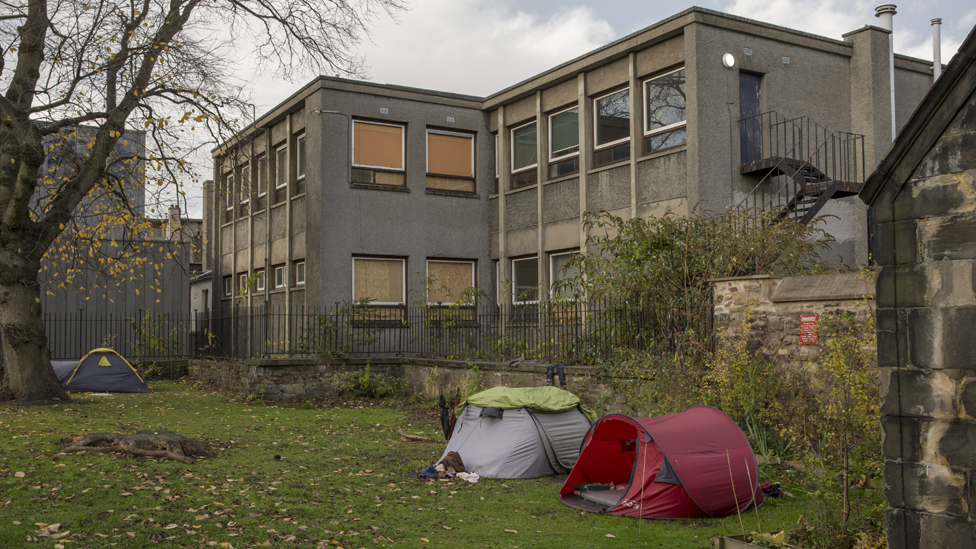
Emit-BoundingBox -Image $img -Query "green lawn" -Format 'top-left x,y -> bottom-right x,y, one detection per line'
0,381 -> 809,548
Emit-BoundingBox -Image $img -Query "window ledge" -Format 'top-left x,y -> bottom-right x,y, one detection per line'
505,184 -> 537,196
638,144 -> 687,162
270,202 -> 286,211
425,188 -> 480,199
587,159 -> 630,175
543,173 -> 581,186
291,193 -> 306,200
351,182 -> 410,193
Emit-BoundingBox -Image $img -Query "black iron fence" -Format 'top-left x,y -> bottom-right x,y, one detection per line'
198,299 -> 712,364
19,300 -> 711,364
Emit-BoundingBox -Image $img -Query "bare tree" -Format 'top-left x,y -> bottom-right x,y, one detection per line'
0,0 -> 403,401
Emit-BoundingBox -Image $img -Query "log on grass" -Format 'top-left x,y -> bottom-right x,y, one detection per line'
62,431 -> 214,463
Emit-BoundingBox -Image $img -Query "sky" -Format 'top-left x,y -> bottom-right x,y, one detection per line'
177,0 -> 976,217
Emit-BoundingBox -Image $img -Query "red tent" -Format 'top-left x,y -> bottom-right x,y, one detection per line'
560,406 -> 763,518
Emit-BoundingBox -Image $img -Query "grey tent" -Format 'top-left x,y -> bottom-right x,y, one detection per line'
438,386 -> 596,479
53,348 -> 149,393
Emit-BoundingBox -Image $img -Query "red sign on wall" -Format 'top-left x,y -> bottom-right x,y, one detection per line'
800,314 -> 818,345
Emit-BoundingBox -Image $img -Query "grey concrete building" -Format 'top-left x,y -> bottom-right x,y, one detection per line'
210,78 -> 492,329
860,23 -> 976,549
209,7 -> 941,326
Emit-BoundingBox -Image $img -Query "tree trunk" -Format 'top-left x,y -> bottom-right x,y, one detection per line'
0,245 -> 69,402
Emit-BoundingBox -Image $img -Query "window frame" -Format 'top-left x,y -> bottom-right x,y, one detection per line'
257,155 -> 268,198
642,66 -> 687,149
238,273 -> 248,294
296,134 -> 306,180
352,257 -> 406,306
274,265 -> 285,289
425,129 -> 475,193
425,259 -> 476,305
275,145 -> 288,190
549,250 -> 580,297
592,87 -> 632,150
255,269 -> 265,292
509,120 -> 538,175
240,165 -> 250,204
223,276 -> 232,297
225,173 -> 234,211
511,256 -> 540,306
351,120 -> 406,171
295,261 -> 306,286
548,105 -> 580,162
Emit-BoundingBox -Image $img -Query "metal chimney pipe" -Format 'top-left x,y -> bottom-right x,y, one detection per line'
876,4 -> 897,141
932,18 -> 942,82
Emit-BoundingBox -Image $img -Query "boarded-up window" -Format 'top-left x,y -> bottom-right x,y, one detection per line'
353,258 -> 404,304
427,131 -> 474,192
427,261 -> 475,303
353,122 -> 404,170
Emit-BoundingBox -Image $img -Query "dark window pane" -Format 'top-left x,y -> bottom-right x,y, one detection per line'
512,123 -> 537,171
548,156 -> 579,179
511,170 -> 537,189
594,142 -> 630,167
513,258 -> 538,303
550,108 -> 579,159
595,90 -> 630,147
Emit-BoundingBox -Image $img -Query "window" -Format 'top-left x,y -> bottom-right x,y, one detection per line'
295,261 -> 306,286
256,154 -> 267,210
548,106 -> 579,178
510,121 -> 537,188
427,260 -> 475,304
426,130 -> 475,193
550,251 -> 580,297
352,121 -> 405,186
240,165 -> 250,204
274,265 -> 285,289
594,88 -> 631,167
255,269 -> 265,292
296,135 -> 306,195
353,257 -> 405,305
224,174 -> 234,211
493,133 -> 499,194
223,276 -> 232,297
644,67 -> 687,153
275,145 -> 287,204
512,257 -> 539,304
239,273 -> 248,294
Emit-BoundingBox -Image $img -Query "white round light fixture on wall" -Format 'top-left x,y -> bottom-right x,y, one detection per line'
722,53 -> 735,68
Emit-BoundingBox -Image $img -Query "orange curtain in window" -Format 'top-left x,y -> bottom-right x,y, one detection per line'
354,122 -> 403,170
428,261 -> 474,303
354,259 -> 403,303
427,133 -> 473,177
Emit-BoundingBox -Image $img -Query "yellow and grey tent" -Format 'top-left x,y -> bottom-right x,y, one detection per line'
53,348 -> 149,393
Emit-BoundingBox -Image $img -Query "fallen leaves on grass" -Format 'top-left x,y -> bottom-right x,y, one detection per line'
505,529 -> 517,534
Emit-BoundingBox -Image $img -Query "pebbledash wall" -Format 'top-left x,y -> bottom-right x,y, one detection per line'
711,272 -> 875,369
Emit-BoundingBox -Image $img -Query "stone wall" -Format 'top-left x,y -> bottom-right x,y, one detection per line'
187,357 -> 609,406
712,273 -> 875,368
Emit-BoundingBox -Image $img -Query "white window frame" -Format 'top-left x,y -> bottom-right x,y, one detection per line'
548,106 -> 580,162
511,256 -> 539,306
351,120 -> 406,171
642,67 -> 687,138
274,265 -> 285,289
275,145 -> 288,190
225,174 -> 234,211
494,133 -> 499,182
352,257 -> 406,306
296,134 -> 306,181
510,120 -> 538,175
296,261 -> 306,286
425,259 -> 476,305
593,88 -> 631,150
549,251 -> 580,297
257,155 -> 268,198
239,273 -> 248,294
255,269 -> 265,291
223,276 -> 232,297
240,165 -> 250,204
425,129 -> 474,177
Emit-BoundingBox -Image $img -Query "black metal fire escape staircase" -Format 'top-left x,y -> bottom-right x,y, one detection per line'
738,112 -> 866,224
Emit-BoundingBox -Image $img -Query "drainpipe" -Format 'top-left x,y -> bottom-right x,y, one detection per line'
932,18 -> 943,82
875,4 -> 897,141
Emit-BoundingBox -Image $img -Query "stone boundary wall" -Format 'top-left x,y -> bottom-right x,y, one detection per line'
187,357 -> 611,407
712,273 -> 875,368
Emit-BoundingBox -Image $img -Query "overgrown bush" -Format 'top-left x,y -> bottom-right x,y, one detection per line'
334,365 -> 404,398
